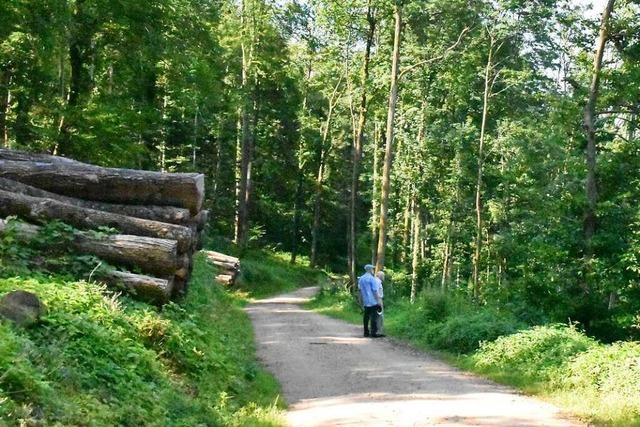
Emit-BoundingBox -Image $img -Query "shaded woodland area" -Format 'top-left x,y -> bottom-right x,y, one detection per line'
1,0 -> 639,340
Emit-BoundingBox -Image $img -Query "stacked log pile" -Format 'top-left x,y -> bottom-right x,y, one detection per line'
204,251 -> 240,285
0,149 -> 209,304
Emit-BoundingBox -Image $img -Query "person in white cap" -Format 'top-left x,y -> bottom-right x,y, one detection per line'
357,264 -> 384,337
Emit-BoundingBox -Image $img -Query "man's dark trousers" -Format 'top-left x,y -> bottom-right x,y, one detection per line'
363,305 -> 379,336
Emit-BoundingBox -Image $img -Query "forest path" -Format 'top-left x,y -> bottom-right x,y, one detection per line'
246,287 -> 582,427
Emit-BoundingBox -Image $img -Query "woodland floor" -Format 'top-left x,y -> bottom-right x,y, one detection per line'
246,287 -> 584,427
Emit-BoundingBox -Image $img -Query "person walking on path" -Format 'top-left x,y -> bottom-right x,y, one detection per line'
358,264 -> 383,337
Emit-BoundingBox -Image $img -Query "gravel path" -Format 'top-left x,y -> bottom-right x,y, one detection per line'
246,287 -> 583,427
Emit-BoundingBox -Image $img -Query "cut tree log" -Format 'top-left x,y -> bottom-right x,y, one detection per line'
204,250 -> 240,266
208,259 -> 238,270
100,271 -> 173,305
203,251 -> 240,285
0,178 -> 192,224
0,189 -> 194,252
0,148 -> 88,166
215,274 -> 236,286
0,218 -> 179,277
75,234 -> 179,277
0,159 -> 205,214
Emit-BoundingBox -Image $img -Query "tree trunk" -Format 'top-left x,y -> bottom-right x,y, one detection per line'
100,270 -> 174,305
401,194 -> 411,264
441,232 -> 451,290
234,108 -> 242,243
0,177 -> 192,225
76,234 -> 179,277
375,4 -> 402,273
0,189 -> 194,253
583,0 -> 615,288
310,145 -> 327,268
370,121 -> 381,264
410,199 -> 420,303
0,159 -> 205,214
291,167 -> 304,264
0,218 -> 179,277
0,219 -> 174,304
348,0 -> 376,284
0,70 -> 9,148
192,106 -> 199,167
310,77 -> 343,267
472,35 -> 495,298
0,148 -> 89,165
236,0 -> 255,247
204,251 -> 241,285
68,0 -> 93,109
291,62 -> 313,264
204,250 -> 240,265
60,0 -> 95,155
13,92 -> 31,146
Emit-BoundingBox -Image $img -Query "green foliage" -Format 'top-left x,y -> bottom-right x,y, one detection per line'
309,288 -> 640,425
0,219 -> 110,280
561,342 -> 640,424
307,278 -> 362,322
235,249 -> 327,299
3,0 -> 640,341
470,327 -> 640,425
426,311 -> 525,354
471,325 -> 597,386
0,253 -> 286,426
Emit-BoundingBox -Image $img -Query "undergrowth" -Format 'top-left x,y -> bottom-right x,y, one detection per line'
0,252 -> 286,426
308,281 -> 640,426
205,239 -> 326,299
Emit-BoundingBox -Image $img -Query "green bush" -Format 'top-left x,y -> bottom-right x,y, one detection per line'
309,277 -> 640,425
427,310 -> 525,354
0,253 -> 285,426
562,341 -> 640,421
390,290 -> 465,337
472,324 -> 597,385
236,249 -> 325,298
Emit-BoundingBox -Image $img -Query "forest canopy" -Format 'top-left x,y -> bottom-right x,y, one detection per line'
1,0 -> 639,340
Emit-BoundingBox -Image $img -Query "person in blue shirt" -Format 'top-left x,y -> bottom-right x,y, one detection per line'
357,264 -> 384,338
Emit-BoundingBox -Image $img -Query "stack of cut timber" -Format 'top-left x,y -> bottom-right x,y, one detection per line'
0,149 -> 209,305
204,251 -> 240,285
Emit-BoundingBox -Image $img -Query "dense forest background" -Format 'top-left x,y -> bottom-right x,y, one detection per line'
1,0 -> 639,340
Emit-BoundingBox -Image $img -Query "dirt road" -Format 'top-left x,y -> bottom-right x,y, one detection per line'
246,287 -> 582,427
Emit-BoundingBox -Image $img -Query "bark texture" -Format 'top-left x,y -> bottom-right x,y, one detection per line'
348,0 -> 376,285
375,4 -> 402,272
583,0 -> 616,263
0,189 -> 194,253
101,270 -> 173,305
0,218 -> 179,281
0,177 -> 192,225
0,158 -> 205,214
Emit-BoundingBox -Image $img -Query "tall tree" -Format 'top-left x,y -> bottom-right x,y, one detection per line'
582,0 -> 616,289
375,2 -> 402,272
235,0 -> 257,247
348,0 -> 377,284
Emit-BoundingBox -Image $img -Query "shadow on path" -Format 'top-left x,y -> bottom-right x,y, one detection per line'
246,287 -> 582,427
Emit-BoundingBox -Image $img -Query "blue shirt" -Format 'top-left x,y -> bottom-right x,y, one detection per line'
358,272 -> 379,307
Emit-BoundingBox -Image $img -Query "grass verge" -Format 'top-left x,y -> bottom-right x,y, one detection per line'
219,247 -> 326,299
0,252 -> 286,426
306,283 -> 640,426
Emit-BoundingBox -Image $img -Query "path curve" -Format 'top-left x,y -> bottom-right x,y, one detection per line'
246,287 -> 583,427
